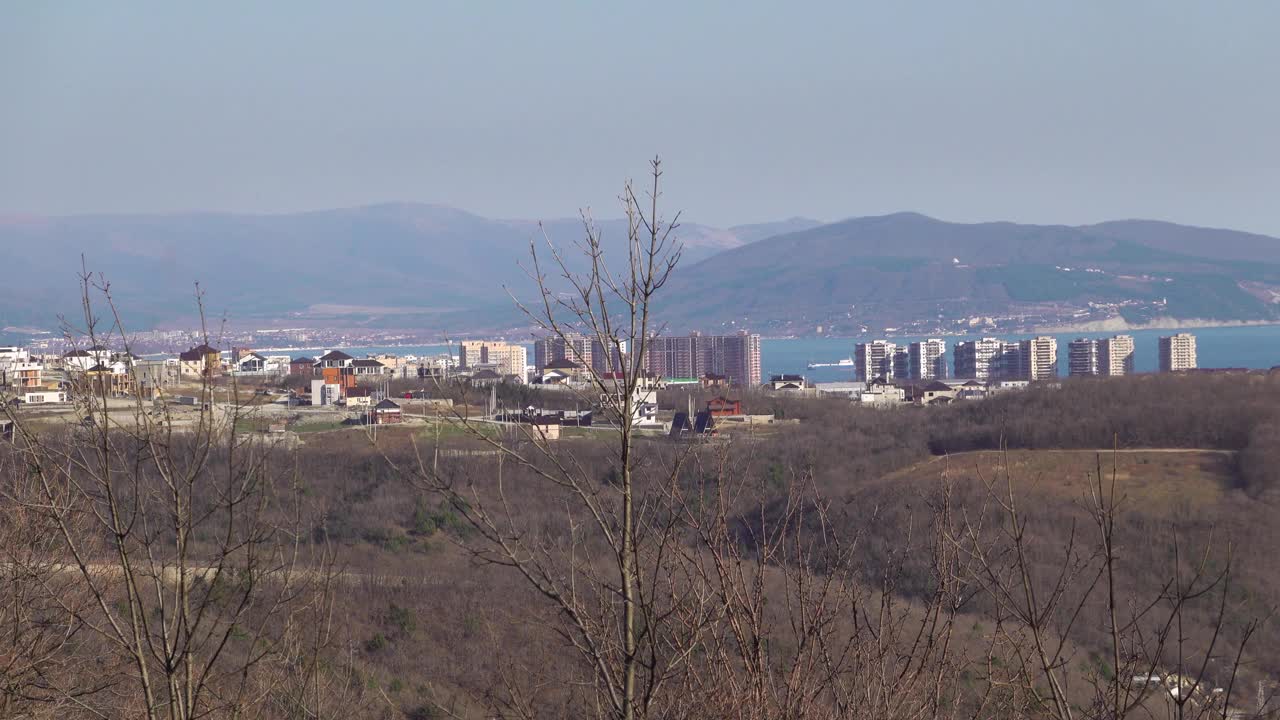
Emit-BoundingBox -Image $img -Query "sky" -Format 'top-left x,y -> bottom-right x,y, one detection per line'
3,2 -> 1280,234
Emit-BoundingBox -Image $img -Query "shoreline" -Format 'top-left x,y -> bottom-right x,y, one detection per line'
1031,318 -> 1280,334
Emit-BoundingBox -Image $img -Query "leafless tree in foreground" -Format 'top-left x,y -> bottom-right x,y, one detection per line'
392,159 -> 997,719
0,270 -> 361,719
949,448 -> 1273,720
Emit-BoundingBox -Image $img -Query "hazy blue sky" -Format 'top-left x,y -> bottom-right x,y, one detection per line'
3,2 -> 1279,233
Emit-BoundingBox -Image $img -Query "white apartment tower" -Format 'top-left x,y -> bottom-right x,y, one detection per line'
1158,333 -> 1197,372
855,340 -> 897,381
908,339 -> 948,380
1099,335 -> 1135,376
953,338 -> 1004,382
1021,336 -> 1059,381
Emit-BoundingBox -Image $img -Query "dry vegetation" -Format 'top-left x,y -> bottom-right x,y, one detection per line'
3,164 -> 1279,718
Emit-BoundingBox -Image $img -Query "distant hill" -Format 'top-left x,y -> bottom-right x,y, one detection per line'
657,212 -> 1280,333
0,204 -> 764,332
3,207 -> 1278,335
727,217 -> 823,245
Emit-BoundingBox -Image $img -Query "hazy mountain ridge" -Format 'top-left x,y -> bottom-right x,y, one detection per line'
2,207 -> 1278,334
658,212 -> 1280,334
0,204 -> 800,331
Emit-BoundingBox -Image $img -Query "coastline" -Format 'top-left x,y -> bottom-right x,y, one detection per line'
1031,317 -> 1280,335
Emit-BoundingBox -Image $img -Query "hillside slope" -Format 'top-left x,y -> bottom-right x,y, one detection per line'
657,212 -> 1280,334
0,204 -> 757,332
5,207 -> 1279,335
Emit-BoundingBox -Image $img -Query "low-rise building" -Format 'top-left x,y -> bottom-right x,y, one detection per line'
179,344 -> 222,379
62,347 -> 113,373
23,388 -> 68,404
310,379 -> 341,406
82,363 -> 135,396
814,381 -> 866,399
769,374 -> 808,391
373,399 -> 403,424
9,361 -> 45,389
706,397 -> 742,417
904,380 -> 958,405
289,357 -> 317,376
344,386 -> 374,408
315,350 -> 354,370
859,379 -> 905,406
351,358 -> 388,377
233,352 -> 268,374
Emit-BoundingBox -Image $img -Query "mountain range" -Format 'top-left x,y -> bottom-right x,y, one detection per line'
1,205 -> 1277,336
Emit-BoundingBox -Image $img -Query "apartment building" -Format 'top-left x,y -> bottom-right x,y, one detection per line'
953,337 -> 1056,382
533,335 -> 625,376
643,331 -> 761,387
1068,338 -> 1099,377
1158,333 -> 1197,372
953,338 -> 1003,382
1022,336 -> 1058,381
1099,335 -> 1135,376
458,340 -> 529,379
855,340 -> 897,381
892,348 -> 910,381
908,339 -> 948,380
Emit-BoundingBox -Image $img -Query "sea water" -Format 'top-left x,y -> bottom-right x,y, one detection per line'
324,324 -> 1280,382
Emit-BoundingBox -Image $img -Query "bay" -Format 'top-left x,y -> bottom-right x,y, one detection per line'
294,324 -> 1280,383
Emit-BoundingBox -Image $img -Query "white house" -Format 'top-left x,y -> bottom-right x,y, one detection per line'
23,389 -> 68,404
344,386 -> 374,408
599,375 -> 663,426
62,347 -> 113,372
858,380 -> 905,406
351,358 -> 387,376
310,379 -> 341,407
233,352 -> 267,374
8,361 -> 45,389
264,355 -> 293,375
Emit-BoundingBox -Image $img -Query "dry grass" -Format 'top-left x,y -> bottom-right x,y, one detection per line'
884,448 -> 1235,514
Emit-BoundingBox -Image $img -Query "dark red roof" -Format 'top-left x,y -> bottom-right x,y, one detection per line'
179,344 -> 218,361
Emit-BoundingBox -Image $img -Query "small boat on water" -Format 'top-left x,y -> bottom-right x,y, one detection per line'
807,357 -> 854,369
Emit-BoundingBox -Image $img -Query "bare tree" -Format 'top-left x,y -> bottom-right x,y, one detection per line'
950,447 -> 1272,720
1,270 -> 346,719
393,159 -> 989,719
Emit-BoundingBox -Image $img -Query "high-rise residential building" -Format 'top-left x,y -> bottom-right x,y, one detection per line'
954,337 -> 1055,381
642,331 -> 760,387
533,335 -> 626,375
991,341 -> 1025,381
721,332 -> 762,388
908,339 -> 948,380
1021,336 -> 1059,381
855,340 -> 897,381
639,334 -> 695,378
953,338 -> 1004,382
1158,333 -> 1197,372
1099,335 -> 1135,376
1068,338 -> 1099,377
458,340 -> 529,378
892,348 -> 910,381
